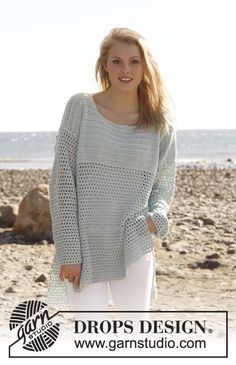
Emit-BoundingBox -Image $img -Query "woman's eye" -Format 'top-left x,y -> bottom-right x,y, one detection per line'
112,59 -> 140,65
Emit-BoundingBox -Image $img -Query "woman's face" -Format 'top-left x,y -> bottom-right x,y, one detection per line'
103,41 -> 144,92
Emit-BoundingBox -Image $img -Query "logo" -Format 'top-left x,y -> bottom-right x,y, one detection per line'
9,300 -> 60,352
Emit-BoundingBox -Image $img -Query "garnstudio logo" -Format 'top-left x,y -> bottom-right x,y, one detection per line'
9,300 -> 60,352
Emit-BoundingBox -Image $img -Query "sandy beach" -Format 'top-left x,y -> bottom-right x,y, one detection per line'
0,166 -> 235,337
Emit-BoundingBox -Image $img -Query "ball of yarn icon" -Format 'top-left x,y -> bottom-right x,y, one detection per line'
9,300 -> 60,351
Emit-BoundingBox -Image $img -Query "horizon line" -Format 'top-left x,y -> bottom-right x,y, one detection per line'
0,128 -> 236,133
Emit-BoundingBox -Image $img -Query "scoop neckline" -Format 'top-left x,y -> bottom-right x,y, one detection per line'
88,93 -> 138,129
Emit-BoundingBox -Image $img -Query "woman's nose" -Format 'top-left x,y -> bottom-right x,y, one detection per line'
121,65 -> 131,74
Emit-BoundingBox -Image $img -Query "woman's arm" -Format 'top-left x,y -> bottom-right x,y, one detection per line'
49,95 -> 83,265
147,123 -> 177,239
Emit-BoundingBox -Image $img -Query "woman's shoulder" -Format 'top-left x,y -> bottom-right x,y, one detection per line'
59,92 -> 89,136
65,91 -> 88,106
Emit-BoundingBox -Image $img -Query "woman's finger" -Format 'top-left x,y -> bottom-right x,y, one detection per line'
73,274 -> 80,289
68,274 -> 75,283
59,267 -> 65,281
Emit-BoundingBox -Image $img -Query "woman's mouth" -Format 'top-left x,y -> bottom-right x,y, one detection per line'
118,78 -> 133,84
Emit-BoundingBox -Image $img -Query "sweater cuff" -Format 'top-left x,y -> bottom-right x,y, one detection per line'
56,248 -> 83,266
146,211 -> 169,239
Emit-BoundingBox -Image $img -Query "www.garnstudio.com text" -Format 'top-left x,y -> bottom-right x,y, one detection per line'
73,336 -> 206,351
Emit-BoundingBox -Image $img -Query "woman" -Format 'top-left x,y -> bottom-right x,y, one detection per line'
46,28 -> 177,327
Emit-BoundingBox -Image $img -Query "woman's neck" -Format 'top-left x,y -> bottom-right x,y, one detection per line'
102,88 -> 139,113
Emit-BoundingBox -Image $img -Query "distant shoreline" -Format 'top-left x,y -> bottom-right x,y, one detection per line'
0,158 -> 235,170
1,129 -> 236,170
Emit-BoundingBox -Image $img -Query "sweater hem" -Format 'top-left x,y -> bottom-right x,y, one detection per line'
45,247 -> 157,311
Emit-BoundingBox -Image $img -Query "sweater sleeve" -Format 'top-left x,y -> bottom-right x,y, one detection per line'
147,123 -> 177,239
49,94 -> 83,265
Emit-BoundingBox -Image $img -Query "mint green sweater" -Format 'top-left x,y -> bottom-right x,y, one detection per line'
46,92 -> 177,310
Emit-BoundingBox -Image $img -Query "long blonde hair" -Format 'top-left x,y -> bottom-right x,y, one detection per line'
95,28 -> 174,135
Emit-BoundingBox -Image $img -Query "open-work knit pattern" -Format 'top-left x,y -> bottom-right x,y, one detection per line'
46,93 -> 177,310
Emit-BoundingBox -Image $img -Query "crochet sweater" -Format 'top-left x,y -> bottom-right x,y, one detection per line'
46,92 -> 177,310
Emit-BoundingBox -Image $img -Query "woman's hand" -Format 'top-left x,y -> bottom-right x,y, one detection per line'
59,263 -> 82,289
146,215 -> 158,234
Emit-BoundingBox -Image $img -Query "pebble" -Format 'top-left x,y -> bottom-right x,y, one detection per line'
187,262 -> 199,269
224,228 -> 233,234
192,219 -> 203,226
206,253 -> 220,259
179,249 -> 188,254
214,238 -> 234,245
38,240 -> 48,245
156,267 -> 184,278
199,217 -> 216,226
227,248 -> 235,254
24,265 -> 33,270
35,274 -> 47,283
169,240 -> 189,252
197,260 -> 221,270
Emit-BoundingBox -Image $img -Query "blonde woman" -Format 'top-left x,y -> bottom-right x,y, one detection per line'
46,28 -> 177,327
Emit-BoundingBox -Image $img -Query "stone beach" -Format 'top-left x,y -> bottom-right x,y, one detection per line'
0,166 -> 235,339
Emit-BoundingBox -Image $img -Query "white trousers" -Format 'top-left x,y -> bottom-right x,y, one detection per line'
65,251 -> 154,325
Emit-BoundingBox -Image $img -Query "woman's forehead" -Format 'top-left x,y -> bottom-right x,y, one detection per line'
108,41 -> 141,58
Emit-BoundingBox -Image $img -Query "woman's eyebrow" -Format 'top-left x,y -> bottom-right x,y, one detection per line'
111,56 -> 141,59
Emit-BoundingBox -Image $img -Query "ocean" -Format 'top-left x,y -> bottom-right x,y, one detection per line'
0,129 -> 235,169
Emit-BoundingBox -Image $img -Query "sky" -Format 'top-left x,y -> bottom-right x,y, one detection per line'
0,0 -> 235,132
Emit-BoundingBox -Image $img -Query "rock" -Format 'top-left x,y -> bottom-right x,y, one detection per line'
36,294 -> 44,298
24,265 -> 33,271
0,204 -> 18,227
156,267 -> 184,278
224,228 -> 232,234
37,240 -> 49,245
169,240 -> 189,252
214,238 -> 234,245
192,219 -> 203,226
176,222 -> 185,226
15,234 -> 27,240
197,260 -> 221,270
35,274 -> 47,283
176,226 -> 190,232
14,239 -> 27,244
5,287 -> 14,293
179,249 -> 188,254
206,253 -> 220,259
187,262 -> 199,269
213,192 -> 222,199
0,235 -> 13,244
156,267 -> 169,276
180,217 -> 192,223
4,231 -> 14,237
224,239 -> 235,246
227,248 -> 235,255
200,217 -> 216,226
162,241 -> 171,251
13,184 -> 52,240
